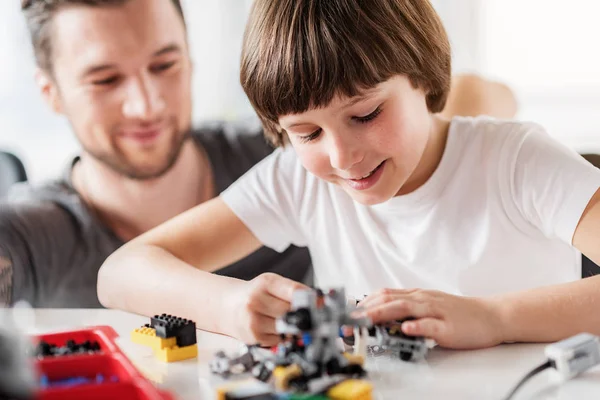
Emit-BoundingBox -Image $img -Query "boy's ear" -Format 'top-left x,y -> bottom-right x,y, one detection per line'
276,124 -> 288,135
35,68 -> 64,114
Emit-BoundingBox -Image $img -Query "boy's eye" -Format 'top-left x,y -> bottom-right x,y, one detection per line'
92,76 -> 120,86
353,106 -> 382,123
299,128 -> 322,143
150,61 -> 177,73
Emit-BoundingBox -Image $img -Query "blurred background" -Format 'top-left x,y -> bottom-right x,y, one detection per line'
2,0 -> 600,184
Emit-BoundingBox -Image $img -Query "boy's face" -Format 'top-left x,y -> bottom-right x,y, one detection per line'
279,75 -> 434,205
37,0 -> 192,180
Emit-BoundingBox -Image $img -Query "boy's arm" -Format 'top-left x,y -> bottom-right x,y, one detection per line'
494,187 -> 600,343
573,187 -> 600,264
97,197 -> 304,344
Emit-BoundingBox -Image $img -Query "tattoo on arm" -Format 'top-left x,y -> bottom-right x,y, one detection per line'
0,256 -> 12,306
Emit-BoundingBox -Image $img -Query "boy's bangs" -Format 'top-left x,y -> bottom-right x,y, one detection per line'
244,1 -> 417,123
259,34 -> 393,120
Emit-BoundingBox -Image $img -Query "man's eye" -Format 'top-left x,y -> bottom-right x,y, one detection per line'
299,128 -> 322,143
151,61 -> 176,73
353,106 -> 382,123
92,76 -> 119,86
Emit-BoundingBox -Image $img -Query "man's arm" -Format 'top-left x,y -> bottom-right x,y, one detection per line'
0,251 -> 12,306
441,74 -> 518,119
0,204 -> 36,307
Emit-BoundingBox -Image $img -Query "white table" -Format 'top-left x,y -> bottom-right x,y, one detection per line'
2,308 -> 600,400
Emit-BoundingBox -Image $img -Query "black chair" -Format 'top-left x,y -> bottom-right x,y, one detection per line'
0,151 -> 28,198
581,153 -> 600,278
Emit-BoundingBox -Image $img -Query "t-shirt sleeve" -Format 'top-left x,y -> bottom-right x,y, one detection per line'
508,124 -> 600,245
220,146 -> 308,252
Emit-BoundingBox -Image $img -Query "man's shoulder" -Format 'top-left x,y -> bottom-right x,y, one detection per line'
0,179 -> 88,244
192,118 -> 273,162
6,177 -> 69,202
191,119 -> 278,186
3,178 -> 77,216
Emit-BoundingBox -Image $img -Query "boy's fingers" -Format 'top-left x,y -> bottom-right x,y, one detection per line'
361,294 -> 409,310
253,292 -> 291,319
256,334 -> 282,348
359,288 -> 419,308
264,274 -> 308,302
365,299 -> 433,323
402,318 -> 445,339
249,313 -> 278,338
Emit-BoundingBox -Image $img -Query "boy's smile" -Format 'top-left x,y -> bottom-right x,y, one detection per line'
279,75 -> 449,205
344,160 -> 387,191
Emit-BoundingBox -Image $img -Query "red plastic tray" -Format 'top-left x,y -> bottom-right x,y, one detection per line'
31,325 -> 173,400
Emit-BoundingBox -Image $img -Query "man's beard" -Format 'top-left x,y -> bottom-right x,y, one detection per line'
85,127 -> 193,181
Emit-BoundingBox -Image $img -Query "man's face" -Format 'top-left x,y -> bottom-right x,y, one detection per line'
279,75 -> 433,206
41,0 -> 192,180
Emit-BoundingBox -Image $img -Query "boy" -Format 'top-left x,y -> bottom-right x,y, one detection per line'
98,0 -> 600,349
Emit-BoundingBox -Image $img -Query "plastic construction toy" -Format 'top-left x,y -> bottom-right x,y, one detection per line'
131,314 -> 198,362
30,326 -> 173,400
213,287 -> 375,399
343,321 -> 428,362
371,322 -> 428,362
39,373 -> 119,389
210,344 -> 265,378
34,339 -> 102,358
216,378 -> 276,400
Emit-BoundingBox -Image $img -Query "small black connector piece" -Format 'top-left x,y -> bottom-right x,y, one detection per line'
151,314 -> 197,347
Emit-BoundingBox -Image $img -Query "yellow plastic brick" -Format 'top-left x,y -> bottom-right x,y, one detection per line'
327,379 -> 373,400
154,343 -> 198,362
342,352 -> 365,367
131,326 -> 176,351
273,364 -> 302,391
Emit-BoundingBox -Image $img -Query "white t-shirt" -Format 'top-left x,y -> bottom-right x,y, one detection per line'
221,117 -> 600,298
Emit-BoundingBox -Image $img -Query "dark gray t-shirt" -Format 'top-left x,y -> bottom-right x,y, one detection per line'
0,123 -> 311,307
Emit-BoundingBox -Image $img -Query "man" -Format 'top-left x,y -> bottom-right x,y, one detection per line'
0,0 -> 516,308
0,0 -> 313,307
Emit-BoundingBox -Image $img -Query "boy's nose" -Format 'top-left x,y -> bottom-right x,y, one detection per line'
328,135 -> 364,171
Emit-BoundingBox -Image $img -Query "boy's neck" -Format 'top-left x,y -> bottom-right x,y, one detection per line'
397,115 -> 450,195
72,139 -> 214,242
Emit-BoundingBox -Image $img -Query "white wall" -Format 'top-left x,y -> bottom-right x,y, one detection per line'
0,2 -> 75,184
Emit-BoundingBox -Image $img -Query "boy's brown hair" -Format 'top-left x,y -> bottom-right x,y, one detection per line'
21,0 -> 186,75
240,0 -> 451,147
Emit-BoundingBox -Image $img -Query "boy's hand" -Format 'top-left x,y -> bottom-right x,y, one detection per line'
227,273 -> 307,346
359,288 -> 505,349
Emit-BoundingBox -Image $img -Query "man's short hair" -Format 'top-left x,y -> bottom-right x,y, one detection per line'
240,0 -> 452,147
21,0 -> 186,75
